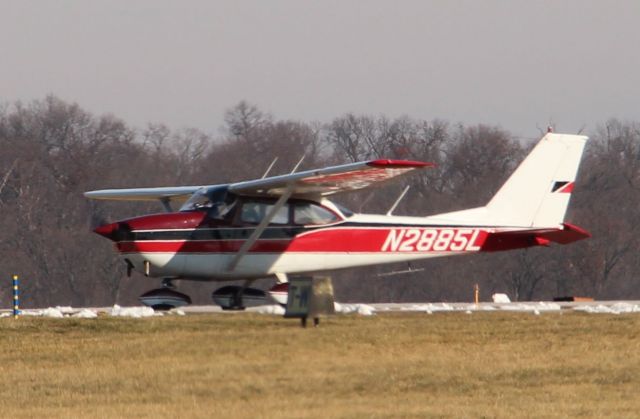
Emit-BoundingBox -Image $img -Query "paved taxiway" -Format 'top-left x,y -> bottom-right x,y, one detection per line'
3,300 -> 640,317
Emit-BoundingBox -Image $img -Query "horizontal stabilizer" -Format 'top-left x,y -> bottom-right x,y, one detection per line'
482,223 -> 590,252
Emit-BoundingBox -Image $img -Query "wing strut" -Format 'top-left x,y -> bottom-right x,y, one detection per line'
290,155 -> 305,174
261,157 -> 279,179
227,183 -> 294,272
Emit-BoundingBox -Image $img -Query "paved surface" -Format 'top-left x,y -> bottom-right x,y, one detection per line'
183,300 -> 640,313
4,300 -> 640,316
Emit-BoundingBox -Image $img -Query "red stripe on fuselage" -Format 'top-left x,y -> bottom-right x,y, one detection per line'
290,227 -> 488,252
116,227 -> 490,254
117,239 -> 291,253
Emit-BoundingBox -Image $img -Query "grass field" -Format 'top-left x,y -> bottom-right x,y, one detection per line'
1,312 -> 639,418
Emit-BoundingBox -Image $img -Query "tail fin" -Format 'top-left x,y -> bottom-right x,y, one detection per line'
486,133 -> 588,227
432,132 -> 588,227
487,133 -> 587,227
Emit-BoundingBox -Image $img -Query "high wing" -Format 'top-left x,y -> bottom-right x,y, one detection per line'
229,159 -> 433,198
84,186 -> 205,202
84,159 -> 433,202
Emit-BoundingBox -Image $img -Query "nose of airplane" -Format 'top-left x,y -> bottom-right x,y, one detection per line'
93,222 -> 120,241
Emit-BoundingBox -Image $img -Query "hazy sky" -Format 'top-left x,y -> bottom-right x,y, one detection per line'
1,1 -> 639,138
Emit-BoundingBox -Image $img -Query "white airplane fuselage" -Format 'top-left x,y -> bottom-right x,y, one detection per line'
95,205 -> 587,281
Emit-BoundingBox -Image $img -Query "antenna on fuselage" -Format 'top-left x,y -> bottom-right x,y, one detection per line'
377,262 -> 425,277
261,157 -> 279,179
386,185 -> 411,215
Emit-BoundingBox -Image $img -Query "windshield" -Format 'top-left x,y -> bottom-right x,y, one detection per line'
180,189 -> 210,210
180,186 -> 236,219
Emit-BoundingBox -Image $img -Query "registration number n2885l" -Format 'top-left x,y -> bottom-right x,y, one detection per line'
381,228 -> 482,252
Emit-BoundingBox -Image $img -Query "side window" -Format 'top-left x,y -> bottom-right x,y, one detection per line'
208,201 -> 236,220
294,203 -> 339,225
240,201 -> 289,225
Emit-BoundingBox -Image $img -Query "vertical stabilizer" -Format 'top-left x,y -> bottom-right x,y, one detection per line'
485,133 -> 588,227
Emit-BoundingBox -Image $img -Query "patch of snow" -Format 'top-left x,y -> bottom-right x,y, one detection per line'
574,303 -> 640,314
356,304 -> 375,316
0,312 -> 12,318
574,304 -> 612,314
19,309 -> 42,316
401,304 -> 430,313
334,303 -> 376,316
41,307 -> 65,318
492,293 -> 511,303
73,309 -> 98,318
390,301 -> 564,314
498,302 -> 561,312
401,303 -> 456,313
254,304 -> 286,315
468,304 -> 497,311
609,302 -> 640,313
16,306 -> 85,318
332,302 -> 344,312
56,306 -> 75,315
110,305 -> 158,318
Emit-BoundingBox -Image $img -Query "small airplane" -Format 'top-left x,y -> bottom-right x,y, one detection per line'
86,132 -> 590,309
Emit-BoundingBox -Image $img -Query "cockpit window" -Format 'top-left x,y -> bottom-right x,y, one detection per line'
240,202 -> 289,225
180,186 -> 236,219
294,203 -> 339,225
180,189 -> 210,210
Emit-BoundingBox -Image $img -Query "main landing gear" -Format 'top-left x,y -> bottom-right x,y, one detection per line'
211,280 -> 268,310
139,278 -> 283,311
138,278 -> 192,311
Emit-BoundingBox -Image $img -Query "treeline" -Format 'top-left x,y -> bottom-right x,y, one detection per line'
0,96 -> 638,307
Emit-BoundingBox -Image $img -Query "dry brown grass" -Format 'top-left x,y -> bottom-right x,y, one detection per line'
0,312 -> 639,418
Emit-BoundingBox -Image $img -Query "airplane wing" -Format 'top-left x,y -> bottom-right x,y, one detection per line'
84,159 -> 433,203
229,159 -> 433,198
84,186 -> 204,202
